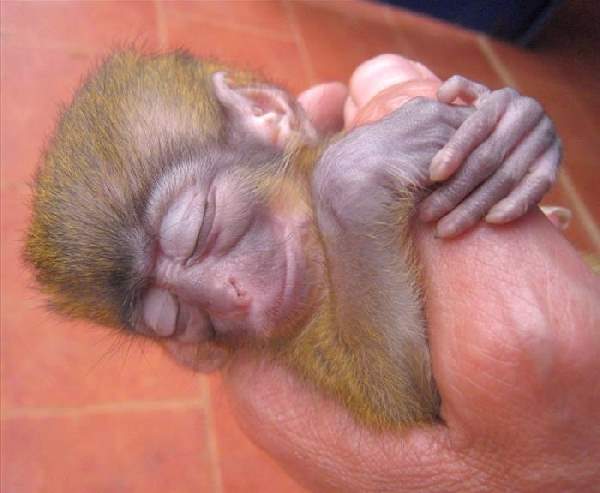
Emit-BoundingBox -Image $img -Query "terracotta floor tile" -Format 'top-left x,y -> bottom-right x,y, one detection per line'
0,43 -> 96,188
1,0 -> 159,53
209,376 -> 307,493
158,0 -> 292,41
312,0 -> 395,23
1,408 -> 214,493
289,1 -> 400,84
1,299 -> 205,408
161,6 -> 308,93
531,0 -> 600,107
386,7 -> 503,87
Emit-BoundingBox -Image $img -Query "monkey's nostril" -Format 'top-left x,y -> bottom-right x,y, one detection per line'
228,276 -> 246,299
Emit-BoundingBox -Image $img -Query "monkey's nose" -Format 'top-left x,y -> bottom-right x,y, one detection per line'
205,276 -> 251,318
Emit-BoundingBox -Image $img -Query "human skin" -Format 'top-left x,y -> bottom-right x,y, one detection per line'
223,211 -> 600,492
215,60 -> 600,491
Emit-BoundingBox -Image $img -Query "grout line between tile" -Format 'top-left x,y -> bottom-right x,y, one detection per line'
153,0 -> 169,50
198,376 -> 224,493
164,7 -> 292,44
1,399 -> 203,420
477,34 -> 600,249
476,35 -> 518,88
559,170 -> 600,251
282,0 -> 316,85
1,13 -> 290,57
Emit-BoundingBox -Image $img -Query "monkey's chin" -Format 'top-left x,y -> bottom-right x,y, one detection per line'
162,340 -> 229,373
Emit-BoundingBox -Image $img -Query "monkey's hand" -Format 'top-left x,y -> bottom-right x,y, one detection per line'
420,75 -> 562,237
314,97 -> 474,229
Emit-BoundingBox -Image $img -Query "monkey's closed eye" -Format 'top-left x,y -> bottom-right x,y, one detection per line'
159,188 -> 207,260
185,187 -> 216,265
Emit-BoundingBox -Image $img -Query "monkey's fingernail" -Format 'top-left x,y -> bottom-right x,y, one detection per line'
485,206 -> 509,224
430,151 -> 452,181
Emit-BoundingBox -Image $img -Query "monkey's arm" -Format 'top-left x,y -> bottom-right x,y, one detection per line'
305,99 -> 474,427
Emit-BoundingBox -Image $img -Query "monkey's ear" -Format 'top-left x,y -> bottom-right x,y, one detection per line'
212,72 -> 317,147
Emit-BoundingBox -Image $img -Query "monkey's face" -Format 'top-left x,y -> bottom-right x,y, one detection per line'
134,156 -> 319,364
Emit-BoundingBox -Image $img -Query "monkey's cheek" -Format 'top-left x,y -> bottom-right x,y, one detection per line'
162,340 -> 230,373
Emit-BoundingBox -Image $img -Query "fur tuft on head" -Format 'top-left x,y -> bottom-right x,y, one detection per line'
23,49 -> 248,328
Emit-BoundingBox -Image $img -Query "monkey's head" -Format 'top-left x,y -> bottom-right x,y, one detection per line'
24,50 -> 324,371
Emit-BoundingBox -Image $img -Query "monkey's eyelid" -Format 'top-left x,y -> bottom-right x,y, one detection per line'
184,198 -> 209,265
185,187 -> 216,266
159,187 -> 207,260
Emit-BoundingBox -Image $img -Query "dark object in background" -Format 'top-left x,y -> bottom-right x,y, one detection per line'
381,0 -> 563,45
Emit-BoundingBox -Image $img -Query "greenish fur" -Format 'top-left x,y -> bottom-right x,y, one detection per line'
271,197 -> 439,429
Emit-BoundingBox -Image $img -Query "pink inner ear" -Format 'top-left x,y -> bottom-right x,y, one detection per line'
239,88 -> 289,115
212,71 -> 316,147
212,72 -> 289,117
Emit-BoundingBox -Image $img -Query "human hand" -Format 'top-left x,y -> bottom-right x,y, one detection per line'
222,211 -> 600,492
297,82 -> 348,136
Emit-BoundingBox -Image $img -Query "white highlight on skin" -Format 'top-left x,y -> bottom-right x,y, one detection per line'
143,287 -> 178,337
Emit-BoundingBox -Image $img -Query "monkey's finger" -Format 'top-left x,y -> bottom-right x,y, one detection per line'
439,104 -> 477,129
437,75 -> 491,105
485,140 -> 561,224
429,88 -> 524,182
420,96 -> 543,222
434,118 -> 556,237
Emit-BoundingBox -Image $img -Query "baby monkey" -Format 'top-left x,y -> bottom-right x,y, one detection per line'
25,50 -> 560,429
